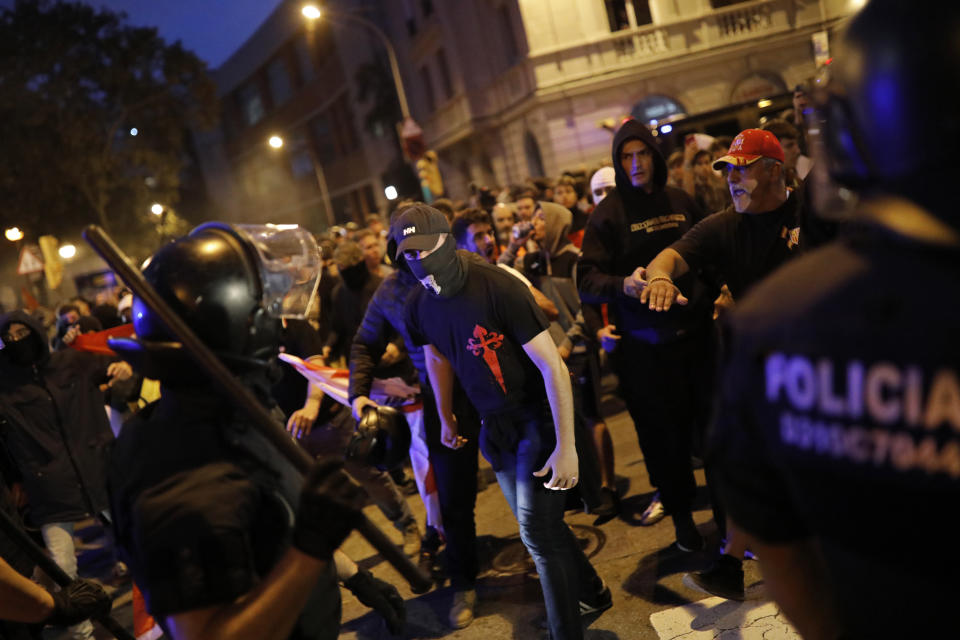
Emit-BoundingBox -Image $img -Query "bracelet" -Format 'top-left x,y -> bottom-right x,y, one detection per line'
648,276 -> 674,286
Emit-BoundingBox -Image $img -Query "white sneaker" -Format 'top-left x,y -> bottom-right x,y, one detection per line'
639,492 -> 665,526
449,589 -> 476,629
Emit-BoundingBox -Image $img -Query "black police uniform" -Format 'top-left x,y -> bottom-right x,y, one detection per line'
108,383 -> 341,639
712,223 -> 960,636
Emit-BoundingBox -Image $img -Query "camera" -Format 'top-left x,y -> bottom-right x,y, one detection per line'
511,220 -> 533,240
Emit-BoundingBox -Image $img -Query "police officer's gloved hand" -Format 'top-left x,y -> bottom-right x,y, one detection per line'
46,579 -> 112,626
343,567 -> 406,634
294,458 -> 365,559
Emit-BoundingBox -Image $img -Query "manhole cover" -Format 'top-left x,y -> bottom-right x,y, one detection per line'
490,524 -> 606,574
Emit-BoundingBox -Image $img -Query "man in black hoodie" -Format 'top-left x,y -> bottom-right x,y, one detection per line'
0,310 -> 131,640
577,118 -> 714,551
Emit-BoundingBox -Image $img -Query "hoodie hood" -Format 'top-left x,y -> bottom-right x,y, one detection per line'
612,118 -> 668,201
539,201 -> 574,256
0,309 -> 51,376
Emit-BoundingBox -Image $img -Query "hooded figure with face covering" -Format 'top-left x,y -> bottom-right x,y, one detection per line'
0,310 -> 132,640
577,118 -> 717,552
400,204 -> 611,640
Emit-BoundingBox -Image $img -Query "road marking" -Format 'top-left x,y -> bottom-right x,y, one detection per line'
650,596 -> 800,639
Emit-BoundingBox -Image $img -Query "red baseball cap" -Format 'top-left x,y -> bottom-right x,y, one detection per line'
712,129 -> 785,169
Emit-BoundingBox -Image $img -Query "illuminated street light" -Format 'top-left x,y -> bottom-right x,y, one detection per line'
130,127 -> 139,136
5,227 -> 23,242
301,6 -> 410,121
150,203 -> 164,216
384,185 -> 398,201
58,244 -> 77,259
268,135 -> 284,149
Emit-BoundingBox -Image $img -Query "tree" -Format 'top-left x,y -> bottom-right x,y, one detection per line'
0,0 -> 218,250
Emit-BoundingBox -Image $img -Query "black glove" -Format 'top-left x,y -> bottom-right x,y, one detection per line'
46,579 -> 111,626
294,457 -> 365,559
343,567 -> 406,635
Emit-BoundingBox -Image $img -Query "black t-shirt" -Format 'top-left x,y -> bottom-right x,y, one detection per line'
671,191 -> 803,300
405,261 -> 549,416
712,223 -> 960,635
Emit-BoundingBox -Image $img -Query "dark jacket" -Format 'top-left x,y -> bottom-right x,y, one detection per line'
348,269 -> 422,403
109,384 -> 340,637
324,272 -> 382,363
0,310 -> 114,525
577,118 -> 714,342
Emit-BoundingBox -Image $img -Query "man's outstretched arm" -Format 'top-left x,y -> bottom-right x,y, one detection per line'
522,330 -> 578,490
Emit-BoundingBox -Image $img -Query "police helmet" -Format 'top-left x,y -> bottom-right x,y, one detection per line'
346,405 -> 410,471
816,0 -> 960,219
111,223 -> 321,381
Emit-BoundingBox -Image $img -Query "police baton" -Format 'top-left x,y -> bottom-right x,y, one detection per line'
82,225 -> 433,594
0,508 -> 135,640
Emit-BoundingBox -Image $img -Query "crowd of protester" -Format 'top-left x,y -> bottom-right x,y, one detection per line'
2,4 -> 955,634
0,102 -> 821,638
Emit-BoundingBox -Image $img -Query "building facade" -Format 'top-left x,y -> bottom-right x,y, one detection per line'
193,0 -> 404,229
378,0 -> 863,197
193,0 -> 862,227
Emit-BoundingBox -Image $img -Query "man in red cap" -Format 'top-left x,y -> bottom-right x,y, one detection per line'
638,128 -> 809,600
641,128 -> 802,314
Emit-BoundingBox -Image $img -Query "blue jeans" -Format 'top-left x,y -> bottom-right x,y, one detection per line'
491,414 -> 600,640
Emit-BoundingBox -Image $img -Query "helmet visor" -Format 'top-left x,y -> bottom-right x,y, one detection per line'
232,224 -> 321,319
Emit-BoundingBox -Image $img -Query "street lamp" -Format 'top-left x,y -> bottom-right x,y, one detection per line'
58,244 -> 77,259
267,134 -> 335,228
5,227 -> 23,242
150,203 -> 164,216
301,3 -> 410,120
301,4 -> 321,20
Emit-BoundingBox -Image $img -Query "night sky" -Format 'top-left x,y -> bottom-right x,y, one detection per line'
81,0 -> 286,68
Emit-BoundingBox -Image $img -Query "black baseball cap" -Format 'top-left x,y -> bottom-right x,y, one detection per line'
392,204 -> 450,259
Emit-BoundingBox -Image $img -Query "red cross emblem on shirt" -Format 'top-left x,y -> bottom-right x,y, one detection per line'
466,324 -> 506,393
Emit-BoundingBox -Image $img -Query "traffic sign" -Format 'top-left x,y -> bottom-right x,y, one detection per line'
17,245 -> 44,275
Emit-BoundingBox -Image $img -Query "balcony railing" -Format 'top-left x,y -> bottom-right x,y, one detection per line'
528,0 -> 799,90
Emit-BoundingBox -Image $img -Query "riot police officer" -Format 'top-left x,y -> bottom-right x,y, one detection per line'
106,223 -> 367,640
710,2 -> 960,637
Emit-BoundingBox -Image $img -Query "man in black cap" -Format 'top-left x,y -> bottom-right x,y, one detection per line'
710,1 -> 960,636
399,204 -> 610,640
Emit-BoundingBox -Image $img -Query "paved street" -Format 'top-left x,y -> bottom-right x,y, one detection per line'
338,387 -> 778,640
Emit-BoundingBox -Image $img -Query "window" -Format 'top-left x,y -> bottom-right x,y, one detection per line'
237,81 -> 264,126
710,0 -> 750,6
309,114 -> 337,164
295,35 -> 314,85
633,0 -> 652,26
498,5 -> 519,65
436,49 -> 453,100
266,56 -> 292,107
330,95 -> 358,155
420,66 -> 436,112
604,0 -> 652,30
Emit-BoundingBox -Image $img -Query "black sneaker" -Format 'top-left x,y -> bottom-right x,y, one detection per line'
535,580 -> 612,629
683,554 -> 745,600
579,581 -> 613,617
673,514 -> 704,552
591,488 -> 621,524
